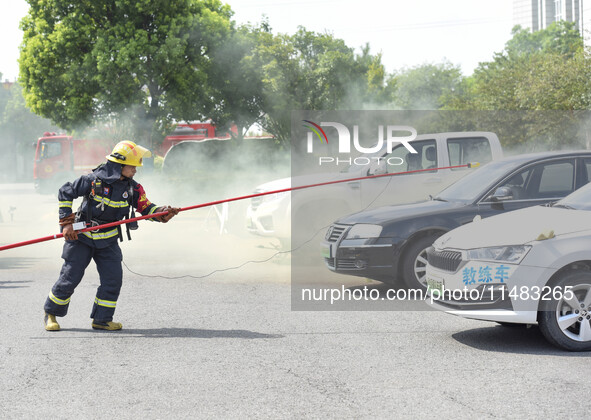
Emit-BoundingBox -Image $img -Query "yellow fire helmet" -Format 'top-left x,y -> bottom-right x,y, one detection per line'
106,141 -> 152,167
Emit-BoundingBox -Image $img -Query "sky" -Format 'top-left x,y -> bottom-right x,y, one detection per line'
0,0 -> 515,82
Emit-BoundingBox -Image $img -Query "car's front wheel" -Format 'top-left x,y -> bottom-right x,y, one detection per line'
538,271 -> 591,351
401,233 -> 442,291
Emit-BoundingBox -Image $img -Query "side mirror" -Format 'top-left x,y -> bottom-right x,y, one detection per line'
490,186 -> 513,202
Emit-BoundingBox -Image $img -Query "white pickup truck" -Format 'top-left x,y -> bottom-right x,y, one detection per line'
246,132 -> 503,246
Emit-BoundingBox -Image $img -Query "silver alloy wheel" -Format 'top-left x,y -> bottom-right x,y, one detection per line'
555,284 -> 591,342
414,247 -> 429,286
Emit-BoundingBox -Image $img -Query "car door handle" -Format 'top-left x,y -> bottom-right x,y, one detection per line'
348,181 -> 360,189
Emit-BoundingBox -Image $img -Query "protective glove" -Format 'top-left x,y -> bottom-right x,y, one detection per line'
59,214 -> 79,241
62,224 -> 79,241
155,206 -> 180,223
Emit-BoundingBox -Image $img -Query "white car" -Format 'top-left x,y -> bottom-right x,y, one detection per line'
247,132 -> 502,245
246,177 -> 292,244
426,181 -> 591,351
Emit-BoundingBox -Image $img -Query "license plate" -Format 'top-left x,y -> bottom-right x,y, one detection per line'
321,243 -> 332,259
426,276 -> 444,296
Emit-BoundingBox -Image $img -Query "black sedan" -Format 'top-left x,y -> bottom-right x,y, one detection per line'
321,151 -> 591,290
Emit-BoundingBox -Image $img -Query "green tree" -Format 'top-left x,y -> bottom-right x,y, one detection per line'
441,21 -> 591,149
504,21 -> 583,57
446,21 -> 589,111
19,0 -> 233,148
0,75 -> 10,116
251,27 -> 385,143
355,44 -> 396,105
391,61 -> 464,109
3,83 -> 58,143
0,81 -> 59,181
206,22 -> 270,140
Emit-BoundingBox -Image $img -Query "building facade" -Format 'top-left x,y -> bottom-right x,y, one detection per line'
513,0 -> 591,41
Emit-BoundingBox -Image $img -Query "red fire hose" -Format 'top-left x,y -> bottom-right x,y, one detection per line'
0,163 -> 476,252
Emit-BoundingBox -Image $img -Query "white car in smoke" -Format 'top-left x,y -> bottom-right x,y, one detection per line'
246,177 -> 292,243
426,181 -> 591,351
246,132 -> 502,245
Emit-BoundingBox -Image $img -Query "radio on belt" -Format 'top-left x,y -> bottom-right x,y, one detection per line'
72,222 -> 86,231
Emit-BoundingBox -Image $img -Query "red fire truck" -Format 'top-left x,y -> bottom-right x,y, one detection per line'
158,122 -> 237,156
33,132 -> 112,193
33,123 -> 239,193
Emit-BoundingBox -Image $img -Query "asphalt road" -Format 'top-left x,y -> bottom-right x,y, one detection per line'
1,183 -> 590,419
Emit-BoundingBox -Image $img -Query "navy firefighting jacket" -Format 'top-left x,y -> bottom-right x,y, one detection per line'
58,161 -> 159,248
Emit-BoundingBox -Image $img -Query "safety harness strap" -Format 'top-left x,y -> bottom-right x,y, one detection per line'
124,182 -> 135,241
75,173 -> 136,243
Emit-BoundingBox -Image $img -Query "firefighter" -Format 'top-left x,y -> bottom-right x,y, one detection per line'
43,141 -> 180,331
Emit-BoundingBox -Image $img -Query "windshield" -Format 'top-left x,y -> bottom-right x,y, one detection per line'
435,159 -> 523,203
39,141 -> 62,160
555,182 -> 591,211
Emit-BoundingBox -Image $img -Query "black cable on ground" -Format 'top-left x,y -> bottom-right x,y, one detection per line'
121,175 -> 395,280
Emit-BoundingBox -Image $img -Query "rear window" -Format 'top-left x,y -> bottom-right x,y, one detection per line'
385,140 -> 437,174
447,137 -> 493,169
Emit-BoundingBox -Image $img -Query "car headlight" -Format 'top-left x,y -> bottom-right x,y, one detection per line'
346,224 -> 383,239
466,245 -> 531,264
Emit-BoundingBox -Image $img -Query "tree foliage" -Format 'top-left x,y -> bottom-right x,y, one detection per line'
18,2 -> 591,153
19,0 -> 233,146
206,22 -> 269,140
439,21 -> 591,150
445,21 -> 590,111
504,21 -> 583,57
0,80 -> 59,181
390,61 -> 463,109
248,27 -> 387,142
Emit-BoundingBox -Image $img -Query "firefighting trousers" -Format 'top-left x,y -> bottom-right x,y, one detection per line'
44,239 -> 123,322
